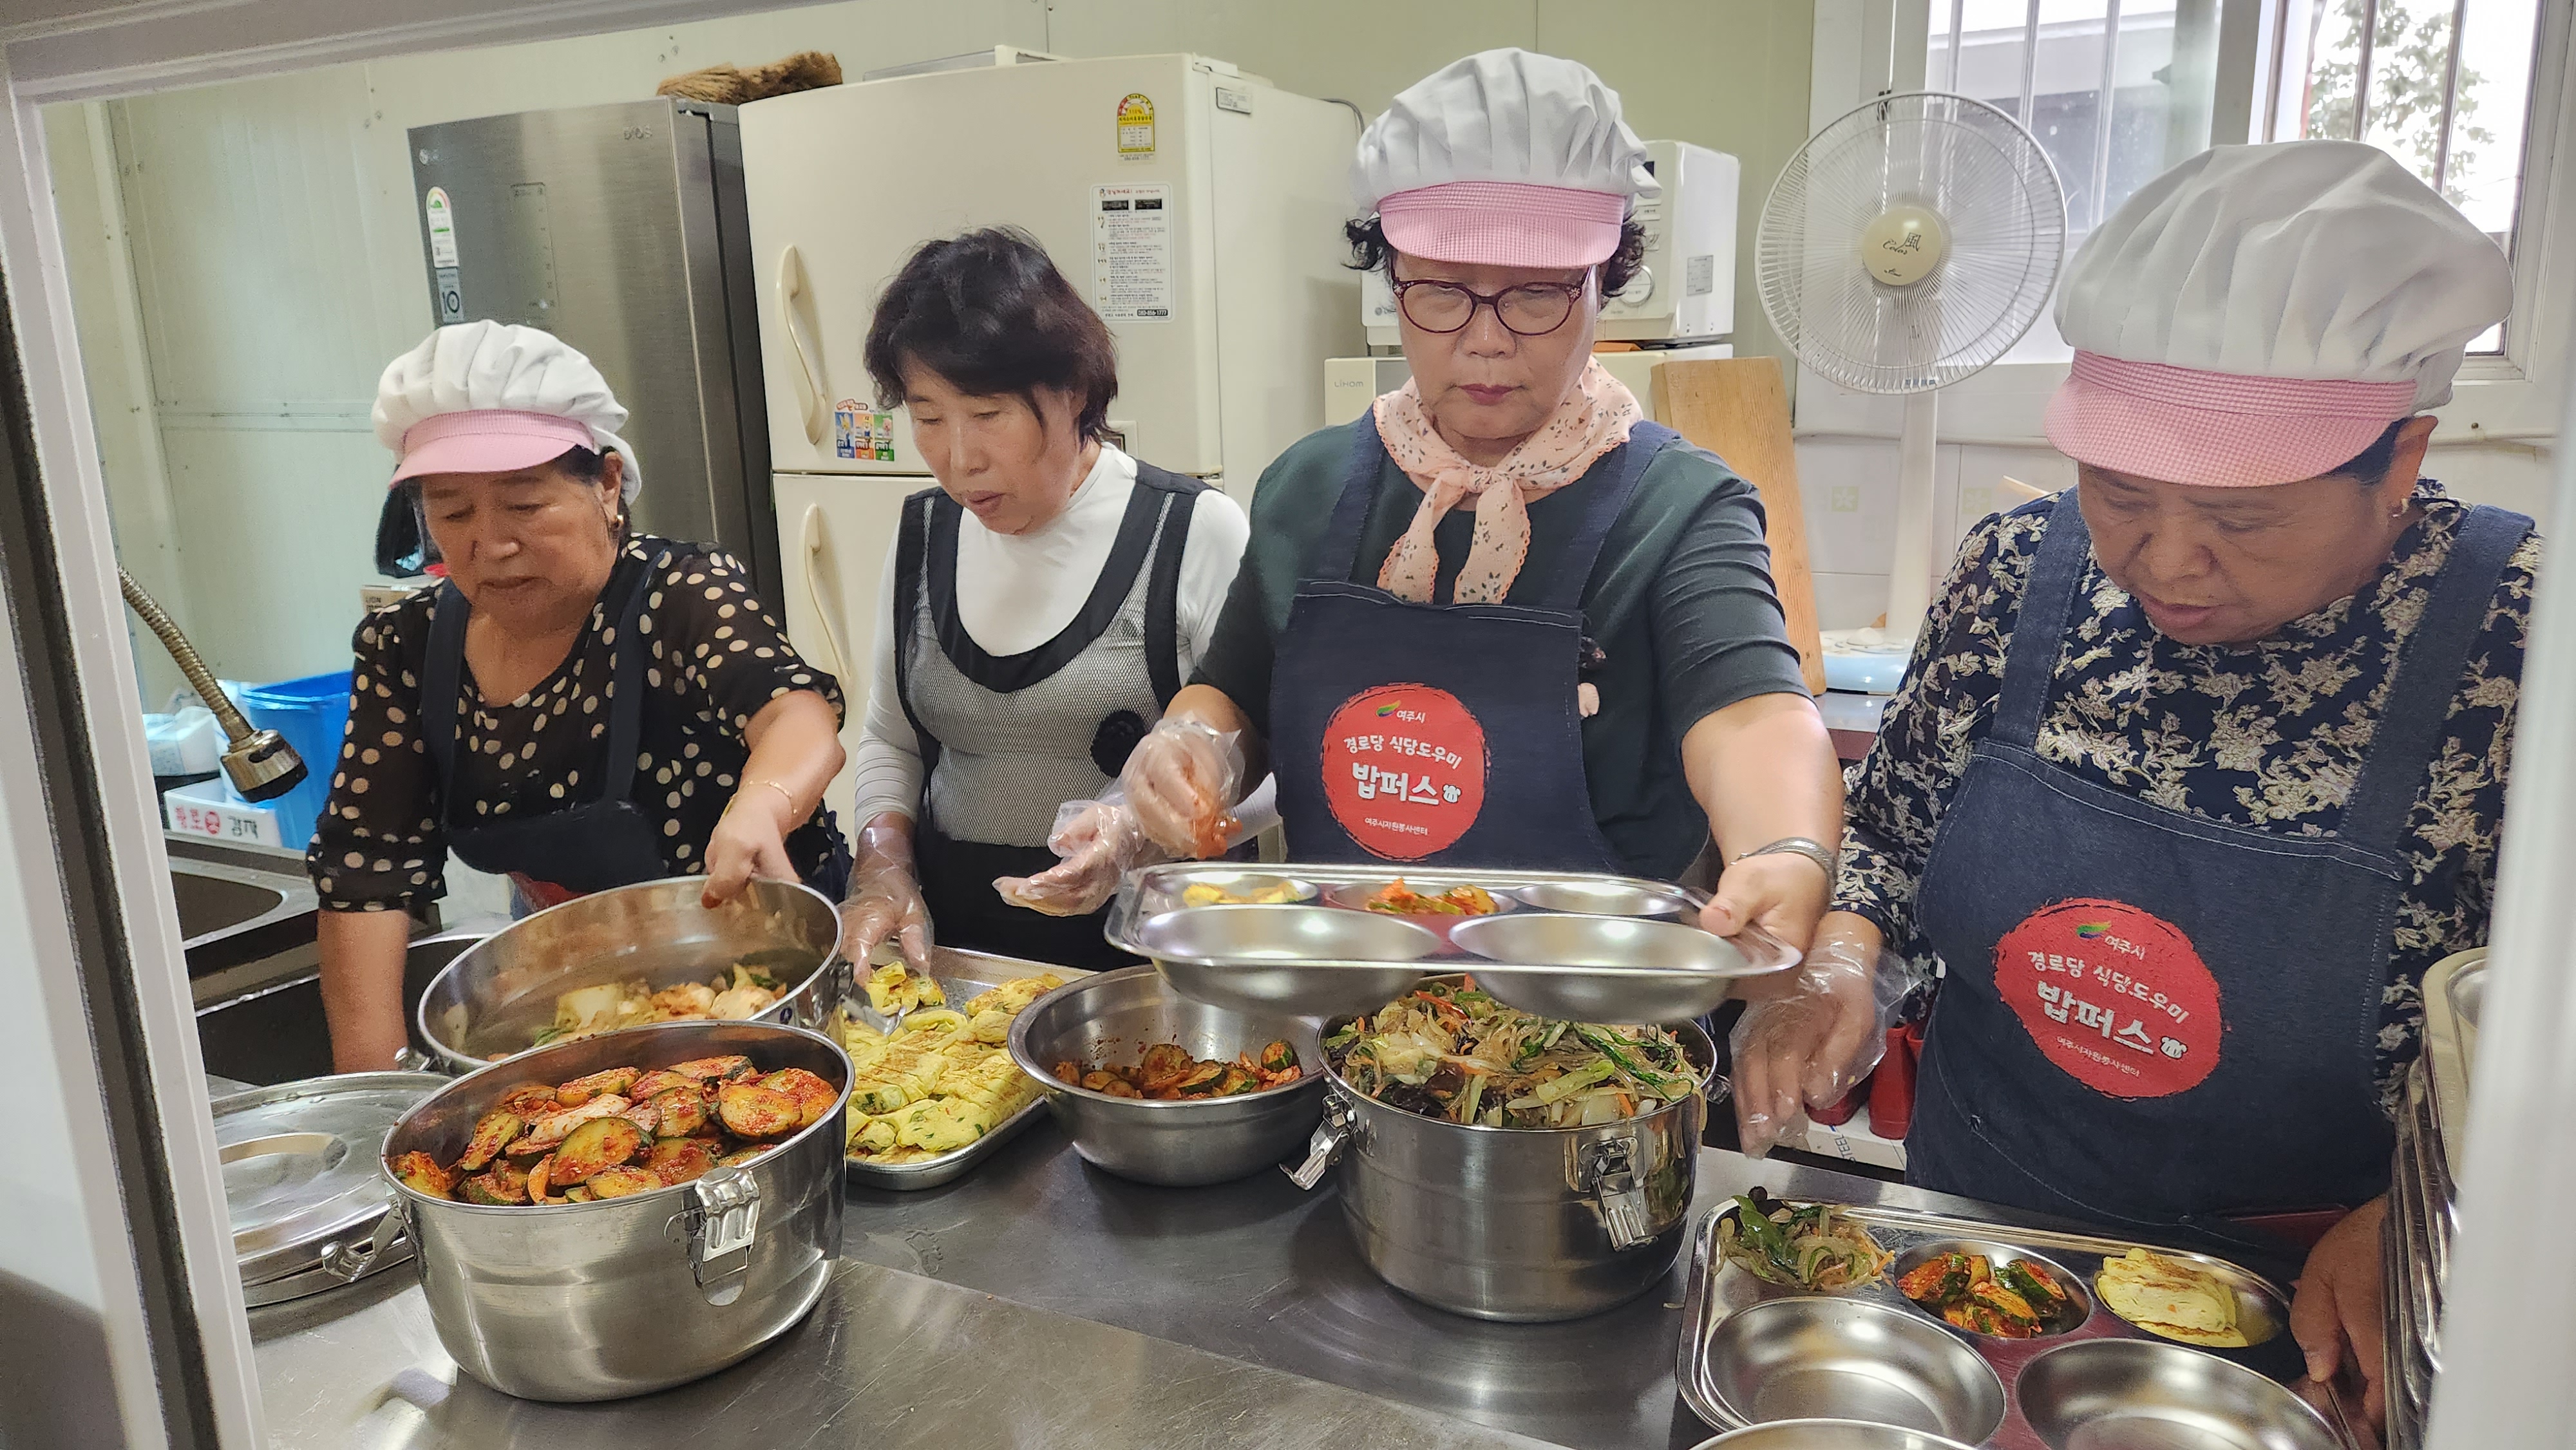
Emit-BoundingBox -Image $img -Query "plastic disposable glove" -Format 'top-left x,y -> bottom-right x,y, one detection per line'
838,816 -> 934,974
993,793 -> 1162,918
1119,718 -> 1246,858
1730,932 -> 1914,1158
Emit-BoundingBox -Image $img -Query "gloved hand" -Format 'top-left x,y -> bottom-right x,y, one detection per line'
993,794 -> 1162,918
1730,926 -> 1914,1158
1119,718 -> 1246,858
838,816 -> 934,974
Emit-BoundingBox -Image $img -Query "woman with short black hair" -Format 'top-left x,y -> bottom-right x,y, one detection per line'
837,227 -> 1250,970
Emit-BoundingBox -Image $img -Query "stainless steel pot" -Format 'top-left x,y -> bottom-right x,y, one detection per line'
1287,1002 -> 1719,1322
370,1020 -> 850,1401
415,877 -> 846,1070
1008,966 -> 1325,1187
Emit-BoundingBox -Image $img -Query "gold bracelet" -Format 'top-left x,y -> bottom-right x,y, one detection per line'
746,778 -> 801,815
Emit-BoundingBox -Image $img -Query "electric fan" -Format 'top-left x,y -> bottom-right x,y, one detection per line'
1756,91 -> 2066,687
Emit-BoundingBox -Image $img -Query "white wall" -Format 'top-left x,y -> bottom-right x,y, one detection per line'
1790,434 -> 2557,630
44,0 -> 1817,700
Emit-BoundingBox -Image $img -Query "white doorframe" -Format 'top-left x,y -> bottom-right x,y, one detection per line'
0,3 -> 860,1444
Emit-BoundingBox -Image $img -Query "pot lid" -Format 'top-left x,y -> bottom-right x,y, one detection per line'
213,1072 -> 448,1288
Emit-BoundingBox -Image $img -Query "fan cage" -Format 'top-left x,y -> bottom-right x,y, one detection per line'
1757,91 -> 2067,396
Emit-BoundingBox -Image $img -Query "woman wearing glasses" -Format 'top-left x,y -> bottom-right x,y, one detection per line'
1001,50 -> 1843,963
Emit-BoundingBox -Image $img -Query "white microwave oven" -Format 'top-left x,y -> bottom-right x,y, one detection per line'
1361,138 -> 1739,346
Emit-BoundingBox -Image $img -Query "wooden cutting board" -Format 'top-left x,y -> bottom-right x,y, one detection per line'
1649,356 -> 1827,693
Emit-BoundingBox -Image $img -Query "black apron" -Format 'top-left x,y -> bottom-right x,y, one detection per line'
420,557 -> 854,907
891,468 -> 1204,970
1908,498 -> 2530,1255
421,560 -> 668,899
1269,420 -> 1678,869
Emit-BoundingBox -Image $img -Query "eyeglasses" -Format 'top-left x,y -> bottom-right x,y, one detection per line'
1390,271 -> 1593,336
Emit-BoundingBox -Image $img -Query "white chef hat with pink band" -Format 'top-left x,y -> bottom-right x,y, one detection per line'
2047,140 -> 2510,489
372,320 -> 641,500
1352,49 -> 1655,270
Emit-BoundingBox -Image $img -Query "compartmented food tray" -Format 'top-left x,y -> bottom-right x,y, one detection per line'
830,949 -> 1092,1191
1677,1201 -> 2374,1450
1106,862 -> 1796,1022
2418,948 -> 2481,1194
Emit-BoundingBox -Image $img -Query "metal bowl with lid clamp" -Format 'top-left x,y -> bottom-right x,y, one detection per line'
362,1019 -> 853,1402
415,876 -> 847,1070
1285,975 -> 1725,1322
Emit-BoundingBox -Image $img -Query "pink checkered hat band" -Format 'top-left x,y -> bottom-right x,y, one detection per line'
1378,181 -> 1626,268
2044,352 -> 2420,488
391,408 -> 596,485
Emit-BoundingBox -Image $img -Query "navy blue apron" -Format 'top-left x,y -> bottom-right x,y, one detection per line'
1271,421 -> 1676,869
1908,498 -> 2529,1241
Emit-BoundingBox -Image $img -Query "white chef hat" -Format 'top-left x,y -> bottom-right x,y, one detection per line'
2047,140 -> 2510,489
1352,48 -> 1654,269
372,321 -> 641,500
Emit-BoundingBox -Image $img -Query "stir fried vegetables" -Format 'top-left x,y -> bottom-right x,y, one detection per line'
1324,978 -> 1696,1128
1364,879 -> 1499,917
530,963 -> 784,1050
1716,1191 -> 1895,1291
1899,1250 -> 2077,1338
1050,1040 -> 1303,1099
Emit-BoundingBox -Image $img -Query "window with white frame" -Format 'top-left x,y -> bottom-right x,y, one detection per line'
1926,0 -> 2549,361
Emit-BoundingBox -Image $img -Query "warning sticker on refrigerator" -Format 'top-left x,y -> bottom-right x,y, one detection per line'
835,400 -> 895,461
1115,93 -> 1156,160
423,186 -> 459,267
1092,184 -> 1173,323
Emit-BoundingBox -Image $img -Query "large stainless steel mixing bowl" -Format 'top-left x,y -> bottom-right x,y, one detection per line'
415,876 -> 846,1070
1009,966 -> 1325,1187
379,1020 -> 850,1401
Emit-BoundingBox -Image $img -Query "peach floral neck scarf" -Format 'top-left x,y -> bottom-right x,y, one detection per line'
1370,359 -> 1642,605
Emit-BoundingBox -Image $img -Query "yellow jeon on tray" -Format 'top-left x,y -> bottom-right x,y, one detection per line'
838,966 -> 1064,1163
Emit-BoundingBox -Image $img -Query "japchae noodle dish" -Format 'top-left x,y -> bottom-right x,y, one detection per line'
1716,1191 -> 1895,1292
1324,978 -> 1696,1129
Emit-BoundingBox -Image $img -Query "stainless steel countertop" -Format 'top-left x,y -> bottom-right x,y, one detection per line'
252,1125 -> 2029,1450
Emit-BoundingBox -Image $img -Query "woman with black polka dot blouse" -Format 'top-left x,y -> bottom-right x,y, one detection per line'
308,323 -> 849,1071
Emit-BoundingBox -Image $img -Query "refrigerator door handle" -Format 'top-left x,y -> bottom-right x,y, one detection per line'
798,501 -> 855,686
777,245 -> 830,447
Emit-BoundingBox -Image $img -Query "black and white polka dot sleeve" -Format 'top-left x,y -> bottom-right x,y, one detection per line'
643,549 -> 845,735
306,598 -> 446,912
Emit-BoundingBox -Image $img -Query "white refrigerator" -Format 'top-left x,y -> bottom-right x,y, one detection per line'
739,52 -> 1364,826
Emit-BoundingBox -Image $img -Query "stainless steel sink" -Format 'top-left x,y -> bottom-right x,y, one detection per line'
196,934 -> 478,1085
166,844 -> 318,979
173,864 -> 293,940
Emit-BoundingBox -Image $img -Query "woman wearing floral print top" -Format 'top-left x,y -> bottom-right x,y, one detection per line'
1833,485 -> 2533,1121
310,324 -> 848,1073
1732,143 -> 2531,1429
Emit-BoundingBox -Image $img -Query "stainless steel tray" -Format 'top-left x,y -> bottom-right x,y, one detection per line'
1107,862 -> 1797,1022
2419,948 -> 2481,1194
1677,1200 -> 2375,1450
830,948 -> 1092,1191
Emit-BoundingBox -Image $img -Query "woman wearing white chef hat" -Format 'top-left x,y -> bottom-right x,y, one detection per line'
1000,50 -> 1845,954
1742,140 -> 2532,1423
308,321 -> 851,1071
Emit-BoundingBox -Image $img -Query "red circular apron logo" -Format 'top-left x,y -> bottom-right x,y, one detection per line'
1994,899 -> 2222,1099
1319,684 -> 1487,860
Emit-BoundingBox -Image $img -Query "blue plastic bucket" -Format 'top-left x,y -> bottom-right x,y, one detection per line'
229,670 -> 353,852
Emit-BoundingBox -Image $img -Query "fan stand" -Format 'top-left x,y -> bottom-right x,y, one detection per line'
1887,390 -> 1942,646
